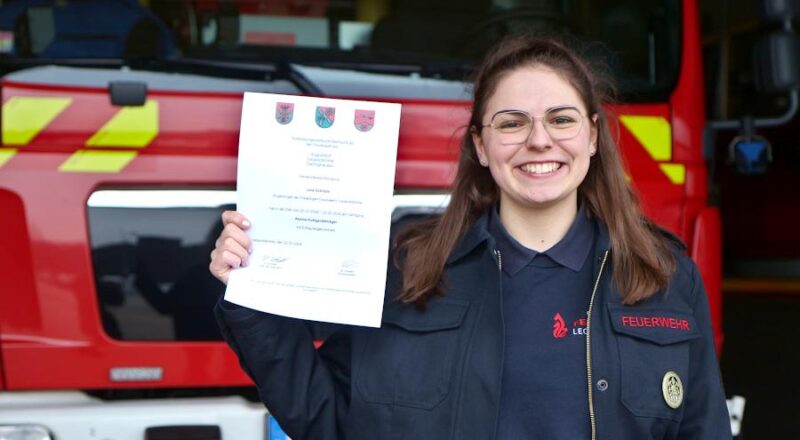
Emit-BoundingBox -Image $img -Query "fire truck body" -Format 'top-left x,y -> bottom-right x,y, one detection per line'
0,392 -> 266,439
0,0 -> 723,437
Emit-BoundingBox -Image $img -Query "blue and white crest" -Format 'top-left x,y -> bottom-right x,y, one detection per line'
315,106 -> 336,128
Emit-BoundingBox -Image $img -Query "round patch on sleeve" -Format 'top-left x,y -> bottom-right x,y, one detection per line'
662,371 -> 684,409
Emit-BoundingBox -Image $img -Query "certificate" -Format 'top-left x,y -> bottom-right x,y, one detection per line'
224,92 -> 401,327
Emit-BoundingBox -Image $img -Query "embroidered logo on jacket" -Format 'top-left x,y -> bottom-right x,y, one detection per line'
553,313 -> 568,338
621,315 -> 691,331
553,313 -> 588,339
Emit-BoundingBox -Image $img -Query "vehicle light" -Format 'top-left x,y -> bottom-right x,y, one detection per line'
728,135 -> 772,175
0,425 -> 52,440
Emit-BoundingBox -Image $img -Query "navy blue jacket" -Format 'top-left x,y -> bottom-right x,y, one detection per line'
215,213 -> 732,439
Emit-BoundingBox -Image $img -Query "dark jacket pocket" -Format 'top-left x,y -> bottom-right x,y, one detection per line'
355,299 -> 469,410
608,305 -> 701,421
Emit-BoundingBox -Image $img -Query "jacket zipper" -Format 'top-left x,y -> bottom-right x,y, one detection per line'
586,249 -> 609,440
493,248 -> 504,440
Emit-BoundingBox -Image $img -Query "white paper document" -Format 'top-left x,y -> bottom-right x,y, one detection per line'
225,92 -> 401,327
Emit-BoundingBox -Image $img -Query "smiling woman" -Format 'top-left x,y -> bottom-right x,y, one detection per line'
210,35 -> 732,440
471,66 -> 597,238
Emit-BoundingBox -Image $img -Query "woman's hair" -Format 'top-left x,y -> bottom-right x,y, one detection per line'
394,35 -> 676,306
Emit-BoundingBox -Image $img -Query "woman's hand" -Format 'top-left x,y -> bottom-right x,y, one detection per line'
209,210 -> 253,285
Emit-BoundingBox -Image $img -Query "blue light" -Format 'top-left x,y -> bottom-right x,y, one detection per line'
732,138 -> 771,175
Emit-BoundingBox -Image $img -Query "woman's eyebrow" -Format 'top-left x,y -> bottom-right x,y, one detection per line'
490,105 -> 582,116
545,105 -> 581,112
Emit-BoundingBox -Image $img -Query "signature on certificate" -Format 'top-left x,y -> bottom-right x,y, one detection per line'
337,259 -> 359,277
258,255 -> 289,270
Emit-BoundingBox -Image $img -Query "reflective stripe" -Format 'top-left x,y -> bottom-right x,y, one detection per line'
87,190 -> 451,210
659,163 -> 686,185
59,150 -> 137,173
86,100 -> 159,148
0,148 -> 17,168
2,96 -> 72,145
619,115 -> 672,161
88,190 -> 237,208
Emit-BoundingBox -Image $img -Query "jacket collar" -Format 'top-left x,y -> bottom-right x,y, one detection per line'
594,216 -> 611,258
446,207 -> 613,266
446,209 -> 494,265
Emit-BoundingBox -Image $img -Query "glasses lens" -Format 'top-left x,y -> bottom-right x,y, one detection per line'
492,111 -> 532,144
544,108 -> 583,140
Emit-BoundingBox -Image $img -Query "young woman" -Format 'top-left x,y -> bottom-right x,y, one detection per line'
209,36 -> 732,440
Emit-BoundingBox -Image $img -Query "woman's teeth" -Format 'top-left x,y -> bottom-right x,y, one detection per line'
521,162 -> 561,174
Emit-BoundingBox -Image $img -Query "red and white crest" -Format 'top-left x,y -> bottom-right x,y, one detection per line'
275,102 -> 294,125
354,109 -> 375,132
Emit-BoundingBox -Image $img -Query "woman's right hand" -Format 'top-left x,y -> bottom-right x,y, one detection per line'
209,210 -> 253,285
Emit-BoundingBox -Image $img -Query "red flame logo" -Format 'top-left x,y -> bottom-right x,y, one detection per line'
553,313 -> 568,339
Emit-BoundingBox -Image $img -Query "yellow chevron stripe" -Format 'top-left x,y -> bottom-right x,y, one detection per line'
619,115 -> 672,161
2,97 -> 72,145
86,100 -> 159,148
59,150 -> 137,173
0,148 -> 17,168
659,163 -> 686,185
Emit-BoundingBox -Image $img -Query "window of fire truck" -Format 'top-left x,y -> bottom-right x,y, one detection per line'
87,190 -> 232,341
153,0 -> 680,101
87,190 -> 448,341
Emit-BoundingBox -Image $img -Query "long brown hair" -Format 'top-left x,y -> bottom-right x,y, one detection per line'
395,35 -> 676,306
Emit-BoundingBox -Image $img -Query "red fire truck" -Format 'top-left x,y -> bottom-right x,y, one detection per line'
2,0 -> 785,437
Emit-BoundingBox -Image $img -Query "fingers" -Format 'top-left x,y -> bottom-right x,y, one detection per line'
222,210 -> 251,230
222,234 -> 251,264
220,222 -> 253,253
209,250 -> 232,285
209,211 -> 254,285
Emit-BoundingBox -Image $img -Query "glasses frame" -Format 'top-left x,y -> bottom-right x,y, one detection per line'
479,106 -> 589,144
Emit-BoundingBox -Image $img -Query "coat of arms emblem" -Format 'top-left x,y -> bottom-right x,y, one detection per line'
315,106 -> 335,128
275,102 -> 294,125
354,109 -> 375,132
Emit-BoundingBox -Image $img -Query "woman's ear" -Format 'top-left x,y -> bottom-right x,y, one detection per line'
590,114 -> 599,152
472,127 -> 488,166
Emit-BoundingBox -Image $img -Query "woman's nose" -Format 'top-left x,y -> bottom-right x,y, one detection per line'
525,119 -> 552,150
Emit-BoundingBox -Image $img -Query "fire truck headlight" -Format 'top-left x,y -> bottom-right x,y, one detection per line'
0,425 -> 52,440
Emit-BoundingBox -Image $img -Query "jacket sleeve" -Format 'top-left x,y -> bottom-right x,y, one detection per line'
678,262 -> 732,439
214,299 -> 351,440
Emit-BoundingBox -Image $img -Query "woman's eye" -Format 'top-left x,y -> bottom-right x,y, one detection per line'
498,120 -> 524,129
495,113 -> 530,130
550,116 -> 575,125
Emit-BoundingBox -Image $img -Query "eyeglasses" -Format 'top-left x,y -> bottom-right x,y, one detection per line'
480,107 -> 586,144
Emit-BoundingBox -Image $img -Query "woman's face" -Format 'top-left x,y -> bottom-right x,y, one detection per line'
473,65 -> 597,214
